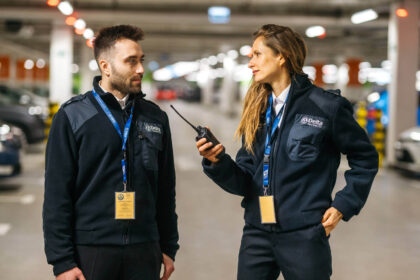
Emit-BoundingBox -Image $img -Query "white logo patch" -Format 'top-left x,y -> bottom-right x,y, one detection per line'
300,116 -> 324,128
144,123 -> 162,134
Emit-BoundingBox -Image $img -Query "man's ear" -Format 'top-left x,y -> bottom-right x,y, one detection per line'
98,57 -> 111,77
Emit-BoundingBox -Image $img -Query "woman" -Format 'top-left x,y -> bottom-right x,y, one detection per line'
196,24 -> 378,280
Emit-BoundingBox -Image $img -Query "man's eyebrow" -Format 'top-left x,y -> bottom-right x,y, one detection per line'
123,54 -> 145,60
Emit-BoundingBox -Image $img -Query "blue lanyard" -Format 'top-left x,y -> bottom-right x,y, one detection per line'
92,88 -> 134,191
262,93 -> 288,195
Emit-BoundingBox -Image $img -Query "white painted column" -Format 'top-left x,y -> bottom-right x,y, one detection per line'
198,63 -> 214,106
80,45 -> 96,93
49,21 -> 73,104
219,56 -> 237,116
386,0 -> 419,164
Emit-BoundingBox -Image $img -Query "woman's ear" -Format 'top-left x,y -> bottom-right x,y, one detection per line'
277,55 -> 286,67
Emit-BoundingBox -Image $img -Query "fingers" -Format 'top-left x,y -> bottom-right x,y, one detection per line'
76,268 -> 86,280
198,141 -> 214,154
203,144 -> 224,162
160,256 -> 175,280
196,137 -> 207,148
161,265 -> 174,280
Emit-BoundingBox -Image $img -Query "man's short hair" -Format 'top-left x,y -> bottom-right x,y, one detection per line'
93,25 -> 144,60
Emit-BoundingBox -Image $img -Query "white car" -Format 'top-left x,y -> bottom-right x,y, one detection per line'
394,127 -> 420,173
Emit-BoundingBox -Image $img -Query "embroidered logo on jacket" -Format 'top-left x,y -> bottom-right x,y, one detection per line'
144,123 -> 162,134
300,116 -> 324,128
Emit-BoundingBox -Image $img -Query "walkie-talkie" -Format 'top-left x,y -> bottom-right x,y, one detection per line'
170,105 -> 225,159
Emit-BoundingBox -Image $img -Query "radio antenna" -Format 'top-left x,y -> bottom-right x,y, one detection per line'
170,105 -> 200,133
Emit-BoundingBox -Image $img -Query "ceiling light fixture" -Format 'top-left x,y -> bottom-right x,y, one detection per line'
351,9 -> 378,24
57,1 -> 73,16
305,26 -> 326,38
396,8 -> 408,18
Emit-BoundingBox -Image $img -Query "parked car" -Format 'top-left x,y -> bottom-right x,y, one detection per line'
0,122 -> 23,177
394,126 -> 420,174
0,84 -> 48,119
0,94 -> 45,144
156,88 -> 177,101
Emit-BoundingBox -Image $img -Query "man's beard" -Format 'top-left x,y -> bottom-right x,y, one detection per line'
110,69 -> 142,95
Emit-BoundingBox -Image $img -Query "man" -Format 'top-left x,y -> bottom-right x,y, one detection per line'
43,25 -> 179,280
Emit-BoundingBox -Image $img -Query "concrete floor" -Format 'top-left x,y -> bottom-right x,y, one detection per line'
0,100 -> 419,279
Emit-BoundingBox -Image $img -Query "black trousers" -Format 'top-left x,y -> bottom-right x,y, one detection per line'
237,223 -> 332,280
75,242 -> 162,280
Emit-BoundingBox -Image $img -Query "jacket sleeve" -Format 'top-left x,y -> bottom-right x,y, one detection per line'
43,108 -> 78,276
156,112 -> 179,261
201,138 -> 255,196
330,97 -> 379,221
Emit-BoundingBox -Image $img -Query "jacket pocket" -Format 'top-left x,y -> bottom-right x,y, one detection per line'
287,114 -> 328,161
136,121 -> 163,171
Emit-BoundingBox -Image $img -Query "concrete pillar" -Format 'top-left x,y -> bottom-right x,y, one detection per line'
9,54 -> 16,87
219,57 -> 237,116
386,0 -> 419,164
198,63 -> 214,106
80,45 -> 96,93
342,58 -> 366,102
49,21 -> 73,104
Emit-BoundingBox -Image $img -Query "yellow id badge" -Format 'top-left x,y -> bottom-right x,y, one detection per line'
259,196 -> 276,224
115,192 -> 135,220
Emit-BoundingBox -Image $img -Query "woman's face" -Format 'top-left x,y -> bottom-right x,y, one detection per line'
248,36 -> 284,84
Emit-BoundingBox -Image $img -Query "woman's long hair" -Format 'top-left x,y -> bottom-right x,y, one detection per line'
235,24 -> 307,153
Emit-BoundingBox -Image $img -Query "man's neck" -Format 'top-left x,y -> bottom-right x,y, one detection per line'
99,78 -> 127,100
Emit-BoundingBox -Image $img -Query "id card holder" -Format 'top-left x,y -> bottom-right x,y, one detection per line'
115,192 -> 135,220
259,196 -> 276,224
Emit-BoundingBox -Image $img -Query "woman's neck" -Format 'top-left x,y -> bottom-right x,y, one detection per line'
270,70 -> 291,97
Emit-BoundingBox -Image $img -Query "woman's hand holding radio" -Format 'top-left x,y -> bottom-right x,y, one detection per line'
196,128 -> 225,163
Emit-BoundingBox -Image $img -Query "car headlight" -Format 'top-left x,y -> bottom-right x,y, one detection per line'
28,106 -> 43,116
409,131 -> 420,142
0,124 -> 12,141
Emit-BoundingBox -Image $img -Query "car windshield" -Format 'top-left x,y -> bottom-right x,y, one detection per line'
0,94 -> 17,105
0,85 -> 34,105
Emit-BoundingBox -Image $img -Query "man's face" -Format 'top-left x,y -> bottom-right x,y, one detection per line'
106,38 -> 145,95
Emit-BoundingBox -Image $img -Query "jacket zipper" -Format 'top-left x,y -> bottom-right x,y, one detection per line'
268,85 -> 293,231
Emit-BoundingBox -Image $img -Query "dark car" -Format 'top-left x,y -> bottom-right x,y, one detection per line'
0,122 -> 23,177
0,84 -> 48,119
0,94 -> 45,144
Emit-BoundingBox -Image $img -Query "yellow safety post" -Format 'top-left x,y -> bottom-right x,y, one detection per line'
371,109 -> 385,167
45,102 -> 59,140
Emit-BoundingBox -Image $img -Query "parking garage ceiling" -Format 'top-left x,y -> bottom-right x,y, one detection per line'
0,0 -> 408,66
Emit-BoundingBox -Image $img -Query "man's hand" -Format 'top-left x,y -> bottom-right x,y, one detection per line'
321,207 -> 343,236
160,253 -> 175,280
56,267 -> 85,280
196,130 -> 224,163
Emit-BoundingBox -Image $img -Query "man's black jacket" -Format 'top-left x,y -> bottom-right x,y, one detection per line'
43,77 -> 179,276
203,74 -> 378,232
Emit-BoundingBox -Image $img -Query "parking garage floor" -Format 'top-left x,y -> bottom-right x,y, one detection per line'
0,101 -> 419,280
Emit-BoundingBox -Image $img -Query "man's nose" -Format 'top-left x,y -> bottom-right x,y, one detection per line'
136,63 -> 144,74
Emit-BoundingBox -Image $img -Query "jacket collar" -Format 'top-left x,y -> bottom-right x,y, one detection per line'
92,76 -> 146,110
290,73 -> 313,98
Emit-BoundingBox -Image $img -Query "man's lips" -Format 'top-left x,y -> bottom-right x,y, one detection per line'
132,77 -> 142,82
252,70 -> 259,75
